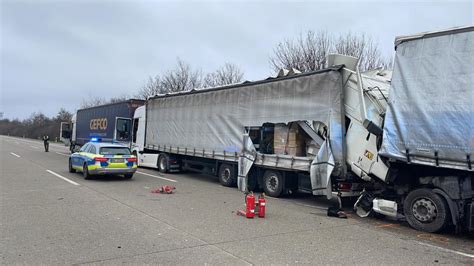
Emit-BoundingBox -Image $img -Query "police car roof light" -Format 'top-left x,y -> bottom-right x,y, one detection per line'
91,137 -> 101,142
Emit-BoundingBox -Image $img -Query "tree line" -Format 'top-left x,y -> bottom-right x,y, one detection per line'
0,109 -> 72,141
1,30 -> 391,139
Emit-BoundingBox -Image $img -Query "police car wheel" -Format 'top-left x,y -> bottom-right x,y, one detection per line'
68,159 -> 76,173
82,163 -> 91,180
124,173 -> 133,179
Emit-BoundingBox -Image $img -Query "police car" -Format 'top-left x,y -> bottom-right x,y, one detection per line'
68,138 -> 137,179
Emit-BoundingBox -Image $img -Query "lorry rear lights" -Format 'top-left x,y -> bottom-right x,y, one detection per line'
127,157 -> 137,162
94,157 -> 108,162
338,183 -> 352,191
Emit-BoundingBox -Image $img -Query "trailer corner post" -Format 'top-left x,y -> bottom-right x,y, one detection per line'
238,133 -> 256,193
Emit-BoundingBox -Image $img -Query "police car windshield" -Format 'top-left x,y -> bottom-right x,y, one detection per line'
99,147 -> 131,155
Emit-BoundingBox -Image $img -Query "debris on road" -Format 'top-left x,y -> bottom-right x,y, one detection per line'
151,185 -> 176,194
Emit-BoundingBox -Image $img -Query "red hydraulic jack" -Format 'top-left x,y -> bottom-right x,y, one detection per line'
237,193 -> 266,218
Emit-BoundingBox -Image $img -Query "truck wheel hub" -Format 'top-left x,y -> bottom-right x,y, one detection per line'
221,169 -> 231,181
412,198 -> 437,222
267,175 -> 279,192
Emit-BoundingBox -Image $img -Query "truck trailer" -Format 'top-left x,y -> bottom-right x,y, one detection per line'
65,99 -> 145,151
132,26 -> 473,233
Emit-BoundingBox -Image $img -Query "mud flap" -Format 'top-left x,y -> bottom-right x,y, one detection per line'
238,133 -> 256,193
310,139 -> 335,199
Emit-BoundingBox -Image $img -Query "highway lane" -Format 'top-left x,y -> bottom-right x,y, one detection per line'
1,136 -> 473,265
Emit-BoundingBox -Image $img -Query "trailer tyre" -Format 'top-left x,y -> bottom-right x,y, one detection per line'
263,170 -> 284,197
218,164 -> 237,187
403,188 -> 450,233
158,154 -> 169,173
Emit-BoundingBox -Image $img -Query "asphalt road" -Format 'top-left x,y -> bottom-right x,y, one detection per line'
1,135 -> 473,265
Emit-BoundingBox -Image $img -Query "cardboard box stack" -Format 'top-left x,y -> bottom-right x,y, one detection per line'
273,123 -> 306,156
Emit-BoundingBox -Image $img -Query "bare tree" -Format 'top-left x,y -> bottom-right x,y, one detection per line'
270,30 -> 331,72
136,75 -> 164,100
137,59 -> 245,99
109,94 -> 130,103
334,32 -> 390,71
80,94 -> 130,108
0,108 -> 74,140
55,108 -> 72,122
80,96 -> 107,108
270,30 -> 391,72
161,58 -> 203,93
203,63 -> 244,88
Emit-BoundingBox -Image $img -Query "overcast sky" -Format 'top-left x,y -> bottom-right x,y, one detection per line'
1,0 -> 472,119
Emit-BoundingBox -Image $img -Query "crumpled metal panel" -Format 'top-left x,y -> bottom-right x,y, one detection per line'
380,28 -> 474,171
310,139 -> 335,198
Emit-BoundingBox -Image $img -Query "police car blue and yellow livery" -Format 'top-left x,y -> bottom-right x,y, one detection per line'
69,140 -> 137,179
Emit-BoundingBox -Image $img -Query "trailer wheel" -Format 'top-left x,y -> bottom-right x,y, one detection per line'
403,188 -> 450,233
158,154 -> 169,173
263,170 -> 284,197
218,164 -> 236,187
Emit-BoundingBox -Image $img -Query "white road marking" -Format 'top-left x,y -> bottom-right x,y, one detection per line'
55,151 -> 70,156
30,145 -> 39,149
46,170 -> 80,186
15,141 -> 19,144
10,152 -> 21,158
417,241 -> 474,259
136,171 -> 177,183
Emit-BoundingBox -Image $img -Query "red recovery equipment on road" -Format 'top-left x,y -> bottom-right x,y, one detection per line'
245,193 -> 255,218
257,193 -> 266,218
237,193 -> 267,219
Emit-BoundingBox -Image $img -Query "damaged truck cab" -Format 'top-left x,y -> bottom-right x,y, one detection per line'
352,27 -> 474,233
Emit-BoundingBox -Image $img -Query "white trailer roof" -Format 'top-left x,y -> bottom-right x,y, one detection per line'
394,25 -> 474,48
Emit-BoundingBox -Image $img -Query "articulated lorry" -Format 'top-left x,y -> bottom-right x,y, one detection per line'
63,99 -> 145,151
131,26 -> 473,233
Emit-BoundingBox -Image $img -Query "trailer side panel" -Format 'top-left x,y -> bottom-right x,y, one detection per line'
380,27 -> 474,171
145,69 -> 346,175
